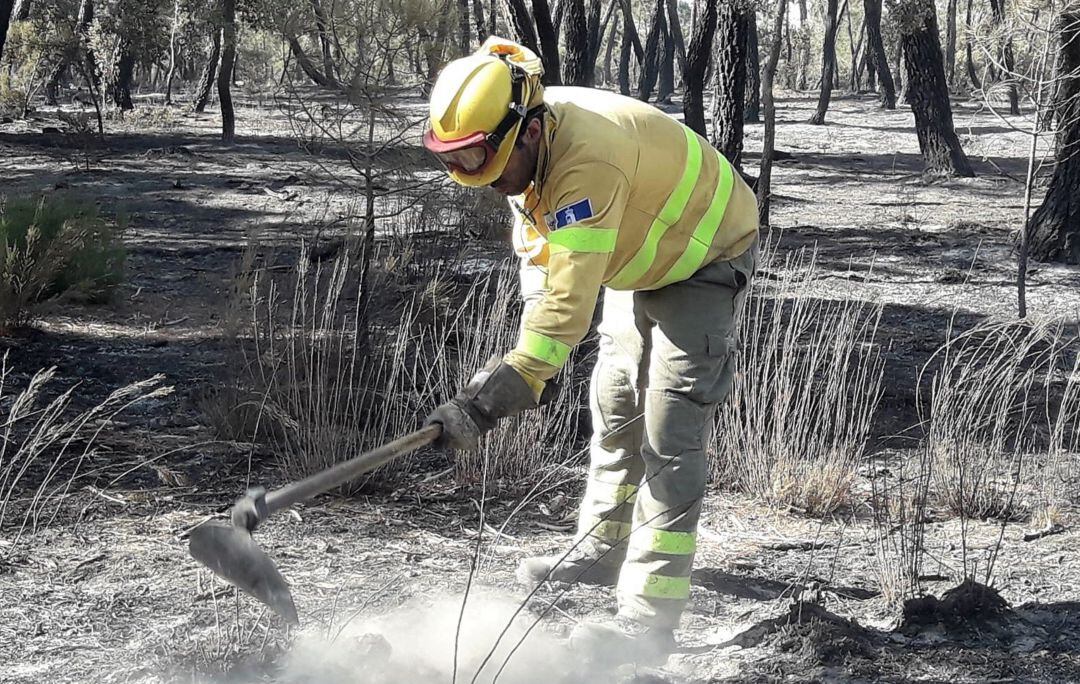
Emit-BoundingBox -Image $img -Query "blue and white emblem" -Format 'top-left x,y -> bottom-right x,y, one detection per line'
553,198 -> 593,229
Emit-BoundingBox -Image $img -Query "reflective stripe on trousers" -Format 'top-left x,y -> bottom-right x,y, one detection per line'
579,241 -> 757,629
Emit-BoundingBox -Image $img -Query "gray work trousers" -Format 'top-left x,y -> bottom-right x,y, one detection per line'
521,242 -> 757,628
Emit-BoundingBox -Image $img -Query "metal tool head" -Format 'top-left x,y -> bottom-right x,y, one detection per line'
188,520 -> 299,625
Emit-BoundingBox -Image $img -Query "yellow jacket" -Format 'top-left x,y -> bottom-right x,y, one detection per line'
503,87 -> 759,390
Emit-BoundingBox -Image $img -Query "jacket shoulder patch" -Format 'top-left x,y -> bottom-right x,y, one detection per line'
553,198 -> 593,229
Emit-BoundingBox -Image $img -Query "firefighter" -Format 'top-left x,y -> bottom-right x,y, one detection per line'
423,37 -> 759,662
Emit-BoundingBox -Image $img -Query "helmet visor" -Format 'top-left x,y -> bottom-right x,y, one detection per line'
423,129 -> 495,175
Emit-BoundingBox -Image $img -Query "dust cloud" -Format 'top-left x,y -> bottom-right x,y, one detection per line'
278,590 -> 637,684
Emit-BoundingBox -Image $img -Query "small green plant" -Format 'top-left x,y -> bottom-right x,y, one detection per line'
0,194 -> 126,331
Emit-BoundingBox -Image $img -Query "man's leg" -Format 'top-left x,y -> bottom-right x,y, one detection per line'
575,288 -> 651,567
616,245 -> 756,629
518,287 -> 650,585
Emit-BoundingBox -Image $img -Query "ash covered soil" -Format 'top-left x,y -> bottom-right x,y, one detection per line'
2,92 -> 1080,683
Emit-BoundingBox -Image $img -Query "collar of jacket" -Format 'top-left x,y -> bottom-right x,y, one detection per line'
531,107 -> 558,200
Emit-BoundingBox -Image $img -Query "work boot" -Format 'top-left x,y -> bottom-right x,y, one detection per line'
568,614 -> 677,667
515,539 -> 622,587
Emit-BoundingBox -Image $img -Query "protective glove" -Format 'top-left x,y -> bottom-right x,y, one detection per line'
426,356 -> 541,451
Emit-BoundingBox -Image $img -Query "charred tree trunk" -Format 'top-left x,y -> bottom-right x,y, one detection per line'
165,0 -> 179,104
489,0 -> 496,34
457,0 -> 471,51
618,0 -> 645,62
711,3 -> 749,167
603,10 -> 619,85
964,0 -> 981,90
663,0 -> 688,80
564,0 -> 592,84
864,0 -> 896,108
472,0 -> 487,43
618,12 -> 633,94
759,0 -> 789,225
219,0 -> 236,142
899,0 -> 974,176
744,10 -> 760,122
193,30 -> 221,112
988,0 -> 1019,114
107,37 -> 136,110
533,0 -> 563,84
682,0 -> 716,136
658,14 -> 675,101
638,0 -> 665,100
946,0 -> 958,87
0,0 -> 12,65
797,0 -> 810,89
287,35 -> 333,87
505,0 -> 542,62
808,0 -> 840,124
310,0 -> 338,86
1027,9 -> 1080,263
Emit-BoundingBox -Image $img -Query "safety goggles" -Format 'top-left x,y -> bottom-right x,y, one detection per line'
424,62 -> 528,177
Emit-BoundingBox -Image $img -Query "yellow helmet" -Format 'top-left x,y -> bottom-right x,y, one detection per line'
425,37 -> 545,187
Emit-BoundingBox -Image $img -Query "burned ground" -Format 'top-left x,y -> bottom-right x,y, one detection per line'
1,93 -> 1080,683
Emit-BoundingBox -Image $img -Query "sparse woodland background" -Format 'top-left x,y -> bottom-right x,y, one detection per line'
1,0 -> 1080,680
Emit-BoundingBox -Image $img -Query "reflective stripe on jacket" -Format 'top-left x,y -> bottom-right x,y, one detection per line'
503,86 -> 759,388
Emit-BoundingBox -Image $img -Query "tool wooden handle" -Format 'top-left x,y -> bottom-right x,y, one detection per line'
263,424 -> 442,513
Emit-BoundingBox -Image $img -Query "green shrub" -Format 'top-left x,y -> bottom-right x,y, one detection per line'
0,195 -> 125,331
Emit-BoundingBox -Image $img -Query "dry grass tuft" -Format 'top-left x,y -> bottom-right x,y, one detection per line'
211,244 -> 586,490
715,247 -> 885,516
918,319 -> 1074,521
0,356 -> 171,550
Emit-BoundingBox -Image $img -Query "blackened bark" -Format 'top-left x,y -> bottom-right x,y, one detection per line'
287,35 -> 333,87
587,0 -> 603,68
808,0 -> 840,124
457,0 -> 471,51
533,0 -> 563,84
864,0 -> 895,108
108,37 -> 135,110
900,0 -> 974,176
0,0 -> 12,65
682,0 -> 716,135
505,0 -> 542,59
618,0 -> 644,62
663,0 -> 687,79
193,31 -> 221,112
472,0 -> 486,43
946,0 -> 958,86
759,0 -> 789,225
219,0 -> 236,142
744,10 -> 760,122
658,15 -> 675,101
638,0 -> 665,100
603,10 -> 619,85
711,3 -> 748,167
310,0 -> 339,86
988,0 -> 1019,114
797,0 -> 810,89
618,13 -> 633,94
964,0 -> 981,89
564,0 -> 591,84
1028,9 -> 1080,263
